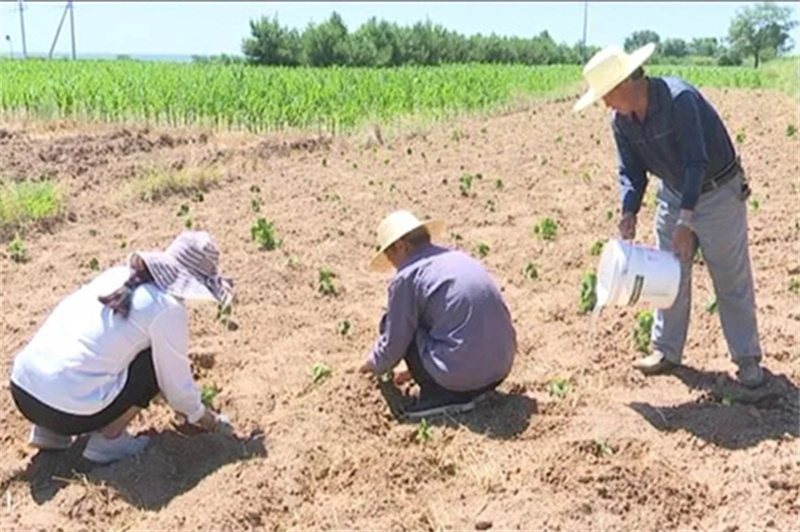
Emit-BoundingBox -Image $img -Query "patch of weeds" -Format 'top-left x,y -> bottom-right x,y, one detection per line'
0,180 -> 64,236
494,178 -> 503,190
589,240 -> 605,257
137,166 -> 219,202
337,319 -> 351,336
476,243 -> 490,258
251,218 -> 281,251
789,277 -> 800,294
311,362 -> 332,384
7,235 -> 27,263
459,173 -> 474,197
706,297 -> 718,314
485,199 -> 496,212
534,217 -> 558,241
415,418 -> 432,443
318,267 -> 338,296
547,377 -> 571,400
632,309 -> 654,353
523,261 -> 539,281
88,257 -> 100,271
578,271 -> 597,314
200,384 -> 219,407
787,124 -> 797,137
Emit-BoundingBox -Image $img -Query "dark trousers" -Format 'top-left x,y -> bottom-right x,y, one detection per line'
404,341 -> 502,401
11,348 -> 160,436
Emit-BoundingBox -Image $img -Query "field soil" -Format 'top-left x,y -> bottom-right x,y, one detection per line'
1,88 -> 799,531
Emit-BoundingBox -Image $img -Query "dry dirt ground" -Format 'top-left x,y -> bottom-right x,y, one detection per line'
1,88 -> 798,532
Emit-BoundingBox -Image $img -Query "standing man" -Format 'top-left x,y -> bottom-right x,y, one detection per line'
359,210 -> 517,418
574,43 -> 765,387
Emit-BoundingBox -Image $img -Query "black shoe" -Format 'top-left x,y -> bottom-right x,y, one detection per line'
404,390 -> 476,420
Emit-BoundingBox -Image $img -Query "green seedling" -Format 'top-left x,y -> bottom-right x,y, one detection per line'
459,173 -> 474,197
450,232 -> 463,242
589,240 -> 605,257
534,218 -> 558,241
706,297 -> 718,314
554,135 -> 563,143
787,124 -> 797,137
523,261 -> 539,281
494,178 -> 503,190
318,267 -> 338,296
250,196 -> 263,214
311,362 -> 332,384
789,277 -> 800,294
337,319 -> 351,336
251,218 -> 281,251
485,199 -> 496,212
177,203 -> 193,228
191,191 -> 205,203
632,309 -> 654,353
749,198 -> 760,212
7,236 -> 27,263
200,384 -> 219,407
580,171 -> 591,183
735,130 -> 746,144
547,377 -> 571,400
215,302 -> 237,330
476,243 -> 490,258
605,210 -> 613,221
415,418 -> 433,443
594,438 -> 614,457
120,240 -> 127,249
88,257 -> 100,271
578,271 -> 597,314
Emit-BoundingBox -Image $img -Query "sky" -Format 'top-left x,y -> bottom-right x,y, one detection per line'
0,1 -> 798,59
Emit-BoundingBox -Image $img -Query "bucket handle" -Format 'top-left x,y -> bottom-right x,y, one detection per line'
621,239 -> 634,275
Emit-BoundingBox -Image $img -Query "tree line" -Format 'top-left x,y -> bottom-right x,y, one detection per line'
192,2 -> 796,69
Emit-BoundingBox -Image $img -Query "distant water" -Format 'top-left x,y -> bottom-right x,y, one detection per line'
1,52 -> 197,63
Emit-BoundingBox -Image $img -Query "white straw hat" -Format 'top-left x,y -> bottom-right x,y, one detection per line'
135,231 -> 234,307
573,43 -> 656,113
368,210 -> 444,272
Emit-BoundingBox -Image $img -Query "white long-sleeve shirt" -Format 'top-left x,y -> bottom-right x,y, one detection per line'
11,266 -> 206,424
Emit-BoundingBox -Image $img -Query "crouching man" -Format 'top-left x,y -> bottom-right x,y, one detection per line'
359,210 -> 517,419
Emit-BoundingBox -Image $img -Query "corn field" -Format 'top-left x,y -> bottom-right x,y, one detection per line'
0,59 -> 773,133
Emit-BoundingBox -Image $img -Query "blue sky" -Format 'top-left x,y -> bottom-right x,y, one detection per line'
0,1 -> 798,58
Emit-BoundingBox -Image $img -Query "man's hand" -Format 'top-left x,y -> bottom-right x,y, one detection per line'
619,213 -> 637,240
673,225 -> 694,263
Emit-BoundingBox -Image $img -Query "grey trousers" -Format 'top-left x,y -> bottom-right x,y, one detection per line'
651,170 -> 762,365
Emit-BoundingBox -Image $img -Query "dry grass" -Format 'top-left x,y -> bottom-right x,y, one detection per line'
135,165 -> 220,202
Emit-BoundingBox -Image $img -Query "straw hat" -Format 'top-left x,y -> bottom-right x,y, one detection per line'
368,210 -> 444,272
573,43 -> 656,113
135,231 -> 234,307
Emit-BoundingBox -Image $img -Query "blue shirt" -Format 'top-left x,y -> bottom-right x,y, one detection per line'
368,244 -> 516,392
613,76 -> 737,213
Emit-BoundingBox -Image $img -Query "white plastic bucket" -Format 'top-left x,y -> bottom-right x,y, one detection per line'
596,239 -> 680,309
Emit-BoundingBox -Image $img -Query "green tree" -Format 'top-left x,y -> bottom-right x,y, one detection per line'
303,12 -> 350,66
242,15 -> 302,66
661,37 -> 688,57
689,37 -> 720,57
624,30 -> 661,52
728,2 -> 798,68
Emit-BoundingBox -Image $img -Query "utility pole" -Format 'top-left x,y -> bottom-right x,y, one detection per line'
49,2 -> 71,59
18,0 -> 27,58
581,0 -> 589,63
69,0 -> 76,59
5,35 -> 13,59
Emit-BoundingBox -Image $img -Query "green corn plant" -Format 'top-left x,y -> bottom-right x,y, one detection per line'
318,267 -> 338,296
578,271 -> 597,314
632,310 -> 654,353
547,377 -> 571,400
311,362 -> 332,384
476,243 -> 490,258
415,418 -> 432,443
523,261 -> 539,281
200,384 -> 219,407
251,218 -> 281,250
534,218 -> 558,241
7,236 -> 27,263
589,240 -> 605,257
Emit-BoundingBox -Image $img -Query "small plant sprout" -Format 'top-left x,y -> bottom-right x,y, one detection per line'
787,124 -> 798,137
547,377 -> 571,400
251,218 -> 281,251
318,267 -> 338,296
311,362 -> 332,384
605,210 -> 613,221
476,243 -> 490,258
578,271 -> 597,314
216,302 -> 237,331
580,170 -> 591,183
88,257 -> 100,271
450,232 -> 463,242
415,418 -> 433,443
789,277 -> 800,294
706,297 -> 718,314
177,203 -> 193,229
735,129 -> 746,144
191,191 -> 205,203
633,309 -> 654,353
200,383 -> 219,407
7,236 -> 27,263
523,261 -> 539,281
589,240 -> 605,256
337,319 -> 351,336
749,198 -> 761,212
554,135 -> 563,143
494,178 -> 503,190
534,218 -> 558,241
485,199 -> 496,212
459,173 -> 474,197
594,438 -> 614,457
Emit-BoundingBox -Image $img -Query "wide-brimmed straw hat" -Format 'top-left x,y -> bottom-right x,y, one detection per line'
368,210 -> 444,272
135,231 -> 234,307
573,43 -> 656,113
